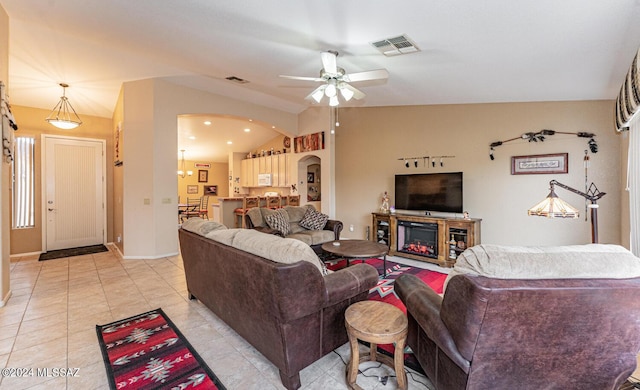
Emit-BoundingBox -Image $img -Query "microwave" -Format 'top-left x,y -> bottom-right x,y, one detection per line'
257,173 -> 272,186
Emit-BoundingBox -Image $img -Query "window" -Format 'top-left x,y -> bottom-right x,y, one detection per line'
12,136 -> 35,229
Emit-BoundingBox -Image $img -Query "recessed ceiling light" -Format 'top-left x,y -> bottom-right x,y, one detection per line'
188,136 -> 196,140
226,141 -> 233,145
204,121 -> 212,125
244,128 -> 251,132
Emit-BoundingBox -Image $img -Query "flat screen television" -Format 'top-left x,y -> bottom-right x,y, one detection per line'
394,172 -> 463,213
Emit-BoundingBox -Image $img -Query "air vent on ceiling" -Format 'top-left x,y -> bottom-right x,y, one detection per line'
225,76 -> 249,84
371,34 -> 420,56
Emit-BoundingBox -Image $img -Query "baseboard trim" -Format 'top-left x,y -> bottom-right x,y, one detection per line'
0,290 -> 12,307
10,251 -> 42,258
122,251 -> 179,260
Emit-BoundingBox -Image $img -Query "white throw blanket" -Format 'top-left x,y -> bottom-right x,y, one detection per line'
445,244 -> 640,290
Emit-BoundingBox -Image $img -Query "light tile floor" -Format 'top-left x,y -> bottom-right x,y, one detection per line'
0,246 -> 440,390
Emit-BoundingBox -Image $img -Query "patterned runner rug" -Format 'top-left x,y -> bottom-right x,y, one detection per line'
96,308 -> 226,390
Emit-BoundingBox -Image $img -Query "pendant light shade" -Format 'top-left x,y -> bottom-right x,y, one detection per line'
45,83 -> 82,129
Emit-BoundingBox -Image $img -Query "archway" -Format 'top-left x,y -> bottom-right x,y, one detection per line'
297,155 -> 322,211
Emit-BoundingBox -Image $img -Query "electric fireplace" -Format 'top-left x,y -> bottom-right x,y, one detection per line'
396,220 -> 438,259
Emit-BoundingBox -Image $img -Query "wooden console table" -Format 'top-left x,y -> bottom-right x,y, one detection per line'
372,212 -> 481,268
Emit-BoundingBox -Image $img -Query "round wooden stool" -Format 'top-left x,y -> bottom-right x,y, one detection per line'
344,300 -> 408,390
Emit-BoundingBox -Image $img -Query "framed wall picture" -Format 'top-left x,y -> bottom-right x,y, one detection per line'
307,172 -> 315,183
511,153 -> 568,175
294,131 -> 325,153
198,170 -> 208,183
204,185 -> 218,195
186,185 -> 198,194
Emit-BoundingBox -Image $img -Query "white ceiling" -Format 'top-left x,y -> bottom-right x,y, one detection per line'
2,0 -> 640,162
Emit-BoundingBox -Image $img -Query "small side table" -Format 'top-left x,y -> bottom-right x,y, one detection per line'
344,300 -> 408,390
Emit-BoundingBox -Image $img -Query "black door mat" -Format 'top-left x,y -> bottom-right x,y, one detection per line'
39,244 -> 109,261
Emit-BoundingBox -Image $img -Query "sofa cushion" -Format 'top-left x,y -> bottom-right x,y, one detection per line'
289,230 -> 335,246
265,209 -> 290,236
286,232 -> 313,246
447,244 -> 640,289
231,229 -> 327,275
299,207 -> 329,230
289,222 -> 306,234
181,218 -> 227,236
284,205 -> 314,223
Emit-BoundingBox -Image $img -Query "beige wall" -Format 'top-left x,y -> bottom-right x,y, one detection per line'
177,159 -> 229,207
1,4 -> 9,305
335,101 -> 624,246
9,106 -> 114,254
112,88 -> 124,253
120,78 -> 299,258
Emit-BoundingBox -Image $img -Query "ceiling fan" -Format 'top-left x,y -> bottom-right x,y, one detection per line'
280,51 -> 389,106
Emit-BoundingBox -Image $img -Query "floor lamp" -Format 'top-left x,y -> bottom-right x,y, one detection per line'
528,180 -> 606,243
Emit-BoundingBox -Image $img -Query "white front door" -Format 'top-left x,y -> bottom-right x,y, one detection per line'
43,135 -> 105,251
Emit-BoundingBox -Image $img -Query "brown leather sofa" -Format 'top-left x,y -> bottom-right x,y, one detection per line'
396,272 -> 640,390
178,226 -> 378,390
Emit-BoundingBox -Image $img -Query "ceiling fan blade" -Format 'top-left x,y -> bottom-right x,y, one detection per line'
279,75 -> 324,82
343,69 -> 389,83
340,83 -> 366,100
321,51 -> 338,75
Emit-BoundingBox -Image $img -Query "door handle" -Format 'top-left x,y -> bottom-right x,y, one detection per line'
48,208 -> 56,211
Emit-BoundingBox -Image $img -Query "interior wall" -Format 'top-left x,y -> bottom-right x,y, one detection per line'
1,3 -> 10,305
336,101 -> 623,246
296,106 -> 335,216
120,78 -> 299,258
112,88 -> 124,253
177,159 -> 229,208
9,106 -> 114,254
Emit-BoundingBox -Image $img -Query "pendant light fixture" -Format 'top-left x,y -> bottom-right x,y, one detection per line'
177,149 -> 193,178
45,83 -> 83,130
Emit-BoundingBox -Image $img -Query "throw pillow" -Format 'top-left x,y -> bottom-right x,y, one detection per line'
299,207 -> 329,230
265,209 -> 290,236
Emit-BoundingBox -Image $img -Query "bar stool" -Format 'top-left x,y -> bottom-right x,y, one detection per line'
344,300 -> 408,390
234,196 -> 259,228
286,194 -> 300,206
265,195 -> 282,209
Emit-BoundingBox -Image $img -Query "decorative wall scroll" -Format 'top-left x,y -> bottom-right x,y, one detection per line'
114,123 -> 123,166
511,153 -> 568,175
294,131 -> 324,153
489,129 -> 597,160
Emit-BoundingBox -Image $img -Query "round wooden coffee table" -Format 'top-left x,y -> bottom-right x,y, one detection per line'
321,240 -> 389,276
344,300 -> 408,390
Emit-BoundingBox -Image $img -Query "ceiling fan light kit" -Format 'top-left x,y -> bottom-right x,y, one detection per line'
280,50 -> 388,107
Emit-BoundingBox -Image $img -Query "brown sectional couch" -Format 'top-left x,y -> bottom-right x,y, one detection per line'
178,218 -> 378,390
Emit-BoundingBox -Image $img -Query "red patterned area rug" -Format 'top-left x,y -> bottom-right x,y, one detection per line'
328,258 -> 448,372
96,308 -> 226,390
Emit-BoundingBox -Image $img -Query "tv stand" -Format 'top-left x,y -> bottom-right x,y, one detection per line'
372,212 -> 481,268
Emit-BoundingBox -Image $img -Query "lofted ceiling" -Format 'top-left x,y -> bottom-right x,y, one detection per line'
2,0 -> 640,162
